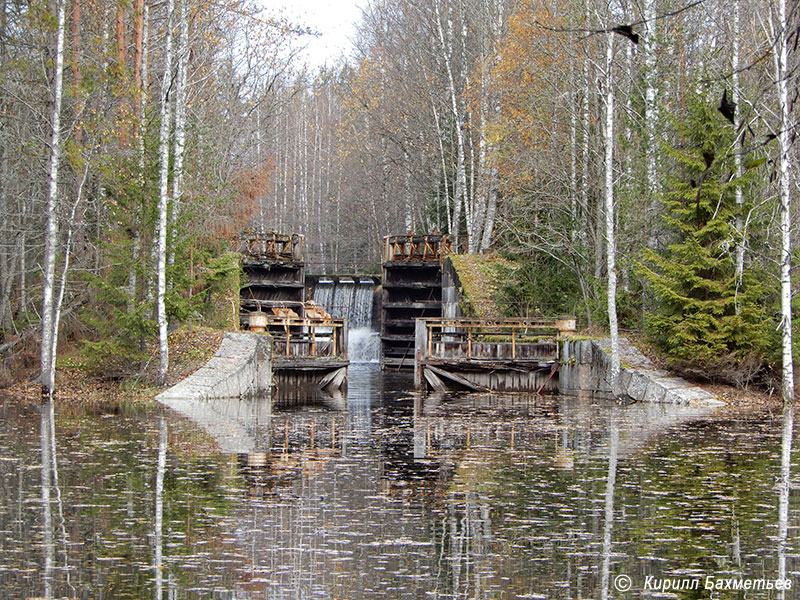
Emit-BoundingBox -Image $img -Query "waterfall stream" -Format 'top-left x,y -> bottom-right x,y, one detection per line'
313,279 -> 380,362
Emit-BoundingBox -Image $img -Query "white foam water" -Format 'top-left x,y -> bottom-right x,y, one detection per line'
348,326 -> 380,363
314,279 -> 379,362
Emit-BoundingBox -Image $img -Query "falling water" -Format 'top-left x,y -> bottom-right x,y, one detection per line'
313,279 -> 334,313
313,278 -> 380,362
332,280 -> 356,323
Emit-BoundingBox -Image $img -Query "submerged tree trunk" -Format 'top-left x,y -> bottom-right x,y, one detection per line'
40,0 -> 68,396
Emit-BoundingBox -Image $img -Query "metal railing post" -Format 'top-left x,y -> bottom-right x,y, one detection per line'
512,326 -> 516,359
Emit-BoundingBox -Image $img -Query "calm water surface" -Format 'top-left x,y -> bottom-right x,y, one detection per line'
0,364 -> 797,599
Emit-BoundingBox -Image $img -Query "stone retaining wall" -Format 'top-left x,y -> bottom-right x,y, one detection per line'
156,332 -> 271,401
560,338 -> 723,407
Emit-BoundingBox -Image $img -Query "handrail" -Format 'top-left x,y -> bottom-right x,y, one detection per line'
423,318 -> 560,329
419,317 -> 575,362
381,233 -> 465,263
236,231 -> 306,263
265,317 -> 347,359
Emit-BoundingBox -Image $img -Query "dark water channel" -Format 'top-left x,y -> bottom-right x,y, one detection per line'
0,365 -> 798,599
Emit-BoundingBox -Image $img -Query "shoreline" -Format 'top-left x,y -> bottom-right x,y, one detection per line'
0,327 -> 788,412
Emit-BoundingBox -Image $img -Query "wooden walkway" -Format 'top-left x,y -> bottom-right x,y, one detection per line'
260,315 -> 349,394
414,317 -> 576,393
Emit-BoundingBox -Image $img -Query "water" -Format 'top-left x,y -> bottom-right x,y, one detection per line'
0,368 -> 798,599
314,279 -> 380,362
349,327 -> 381,363
314,279 -> 375,329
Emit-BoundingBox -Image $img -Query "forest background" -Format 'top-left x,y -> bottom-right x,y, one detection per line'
0,0 -> 796,397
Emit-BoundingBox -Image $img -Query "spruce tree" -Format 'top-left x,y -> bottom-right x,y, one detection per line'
639,95 -> 769,382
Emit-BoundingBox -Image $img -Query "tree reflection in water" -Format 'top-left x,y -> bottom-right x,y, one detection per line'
39,399 -> 73,600
154,416 -> 167,599
778,404 -> 794,600
0,367 -> 795,598
600,423 -> 618,600
39,401 -> 53,600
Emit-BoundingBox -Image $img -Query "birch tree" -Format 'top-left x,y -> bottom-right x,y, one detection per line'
169,0 -> 189,269
771,0 -> 795,402
156,0 -> 175,382
602,27 -> 621,396
434,0 -> 468,246
732,0 -> 745,283
40,0 -> 68,395
642,0 -> 659,223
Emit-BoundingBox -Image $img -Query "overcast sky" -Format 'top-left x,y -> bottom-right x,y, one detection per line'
273,0 -> 365,68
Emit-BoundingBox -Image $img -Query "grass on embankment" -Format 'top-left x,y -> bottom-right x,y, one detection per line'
4,326 -> 225,406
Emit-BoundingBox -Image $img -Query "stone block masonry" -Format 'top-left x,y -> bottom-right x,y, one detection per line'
560,337 -> 724,407
156,333 -> 271,401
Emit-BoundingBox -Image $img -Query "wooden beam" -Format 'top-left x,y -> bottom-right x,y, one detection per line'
423,367 -> 448,392
425,365 -> 486,392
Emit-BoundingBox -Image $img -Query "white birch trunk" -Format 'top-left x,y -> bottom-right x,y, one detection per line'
480,175 -> 497,251
603,32 -> 621,396
404,146 -> 414,232
316,103 -> 325,268
582,0 -> 593,260
458,1 -> 475,250
40,0 -> 68,395
156,0 -> 175,383
479,0 -> 501,252
465,119 -> 475,250
431,100 -> 453,234
301,102 -> 309,231
569,9 -> 578,229
775,0 -> 794,402
273,109 -> 280,229
472,95 -> 488,250
168,0 -> 188,269
732,0 -> 745,286
323,90 -> 333,271
643,0 -> 658,217
434,0 -> 466,246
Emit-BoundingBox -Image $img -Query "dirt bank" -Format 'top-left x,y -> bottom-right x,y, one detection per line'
2,326 -> 225,406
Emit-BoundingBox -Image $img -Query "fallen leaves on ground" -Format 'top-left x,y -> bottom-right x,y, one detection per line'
3,326 -> 225,407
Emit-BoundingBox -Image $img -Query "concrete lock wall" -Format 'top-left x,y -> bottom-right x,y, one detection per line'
156,332 -> 272,402
560,338 -> 723,407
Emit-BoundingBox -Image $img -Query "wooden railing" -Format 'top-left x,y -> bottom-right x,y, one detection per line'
237,231 -> 305,263
416,318 -> 576,362
382,233 -> 464,263
263,317 -> 348,360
